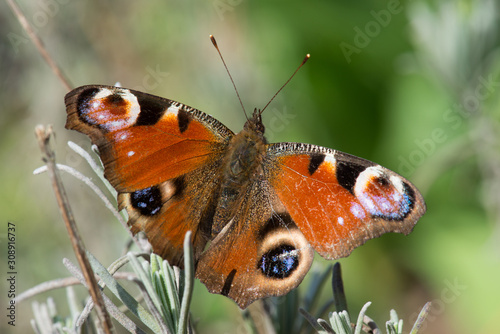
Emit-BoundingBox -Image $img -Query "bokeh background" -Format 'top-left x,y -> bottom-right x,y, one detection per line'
1,0 -> 500,333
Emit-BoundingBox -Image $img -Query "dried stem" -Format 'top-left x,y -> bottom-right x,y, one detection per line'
6,0 -> 73,91
34,125 -> 113,334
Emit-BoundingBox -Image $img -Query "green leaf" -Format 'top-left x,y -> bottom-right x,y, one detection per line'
86,251 -> 161,333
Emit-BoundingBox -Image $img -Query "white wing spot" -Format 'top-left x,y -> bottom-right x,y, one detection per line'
390,175 -> 405,193
324,155 -> 336,165
337,217 -> 344,225
119,89 -> 140,125
354,166 -> 385,193
94,88 -> 113,100
127,151 -> 135,157
350,202 -> 366,219
167,104 -> 180,115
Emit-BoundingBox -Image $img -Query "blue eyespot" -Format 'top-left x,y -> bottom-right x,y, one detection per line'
130,186 -> 162,216
259,245 -> 299,279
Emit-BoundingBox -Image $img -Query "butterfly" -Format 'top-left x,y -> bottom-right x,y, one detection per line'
64,81 -> 425,309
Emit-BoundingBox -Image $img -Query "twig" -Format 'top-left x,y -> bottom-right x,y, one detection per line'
34,125 -> 113,334
6,0 -> 73,91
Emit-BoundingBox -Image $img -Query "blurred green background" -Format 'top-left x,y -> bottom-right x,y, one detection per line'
1,0 -> 500,333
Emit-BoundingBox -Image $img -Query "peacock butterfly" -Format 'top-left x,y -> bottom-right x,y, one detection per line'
64,53 -> 425,309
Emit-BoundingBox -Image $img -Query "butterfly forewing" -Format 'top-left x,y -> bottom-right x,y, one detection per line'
65,85 -> 233,192
265,142 -> 426,260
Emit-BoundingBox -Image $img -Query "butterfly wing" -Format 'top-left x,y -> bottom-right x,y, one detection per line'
195,178 -> 314,309
65,85 -> 234,265
265,142 -> 426,260
65,85 -> 233,191
197,140 -> 425,308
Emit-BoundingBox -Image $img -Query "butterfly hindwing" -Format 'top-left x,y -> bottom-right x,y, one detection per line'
117,161 -> 226,266
265,142 -> 426,260
195,178 -> 314,309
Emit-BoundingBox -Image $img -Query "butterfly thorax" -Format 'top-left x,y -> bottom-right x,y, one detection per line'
223,125 -> 266,188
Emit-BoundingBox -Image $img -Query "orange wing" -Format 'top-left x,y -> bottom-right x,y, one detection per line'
65,85 -> 233,192
118,162 -> 224,265
65,85 -> 234,265
265,142 -> 426,260
195,179 -> 314,309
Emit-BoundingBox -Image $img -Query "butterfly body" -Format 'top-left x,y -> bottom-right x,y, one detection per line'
65,84 -> 425,308
212,116 -> 267,232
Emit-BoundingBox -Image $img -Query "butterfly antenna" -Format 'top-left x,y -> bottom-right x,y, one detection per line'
260,54 -> 310,116
210,35 -> 249,120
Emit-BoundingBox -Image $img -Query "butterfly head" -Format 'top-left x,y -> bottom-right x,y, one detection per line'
226,110 -> 268,181
243,108 -> 266,139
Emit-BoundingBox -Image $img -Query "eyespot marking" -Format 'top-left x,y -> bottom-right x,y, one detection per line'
130,185 -> 162,216
76,88 -> 140,132
258,245 -> 299,279
354,166 -> 416,221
